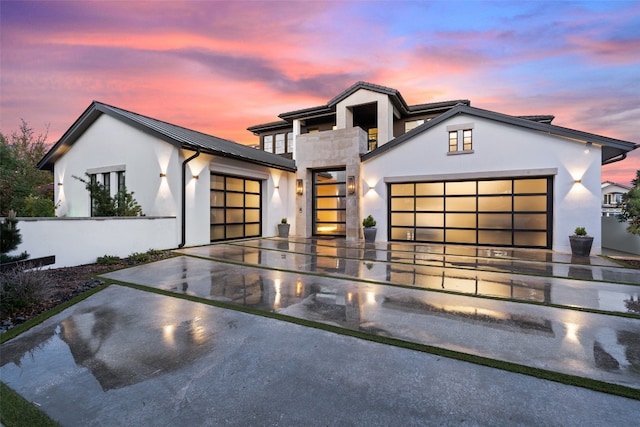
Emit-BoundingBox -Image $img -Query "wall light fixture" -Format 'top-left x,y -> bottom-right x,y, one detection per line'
347,175 -> 356,195
296,179 -> 304,195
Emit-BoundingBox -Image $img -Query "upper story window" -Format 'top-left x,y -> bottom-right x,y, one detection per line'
264,135 -> 273,153
447,123 -> 474,154
287,132 -> 294,153
405,119 -> 424,133
368,128 -> 378,151
263,132 -> 294,154
275,133 -> 285,154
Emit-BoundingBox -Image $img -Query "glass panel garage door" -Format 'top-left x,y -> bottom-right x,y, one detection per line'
210,174 -> 262,241
389,177 -> 552,248
313,169 -> 347,236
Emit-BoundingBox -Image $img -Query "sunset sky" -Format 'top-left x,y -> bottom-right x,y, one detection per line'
1,0 -> 639,185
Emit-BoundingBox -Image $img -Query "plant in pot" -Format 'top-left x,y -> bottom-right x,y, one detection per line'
278,218 -> 290,238
569,226 -> 593,257
362,214 -> 377,242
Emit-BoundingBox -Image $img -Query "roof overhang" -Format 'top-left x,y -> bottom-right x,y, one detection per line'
362,104 -> 638,165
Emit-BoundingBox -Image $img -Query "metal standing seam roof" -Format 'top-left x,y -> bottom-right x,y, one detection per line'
38,101 -> 296,172
361,104 -> 638,164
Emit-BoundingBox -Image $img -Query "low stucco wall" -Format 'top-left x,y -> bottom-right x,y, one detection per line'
8,216 -> 178,268
602,216 -> 640,255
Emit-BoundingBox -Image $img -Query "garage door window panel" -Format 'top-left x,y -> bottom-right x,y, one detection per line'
416,197 -> 444,211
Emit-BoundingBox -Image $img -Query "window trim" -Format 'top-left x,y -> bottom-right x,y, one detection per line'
446,123 -> 474,154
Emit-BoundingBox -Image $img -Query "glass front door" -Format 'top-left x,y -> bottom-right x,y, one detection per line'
313,169 -> 346,236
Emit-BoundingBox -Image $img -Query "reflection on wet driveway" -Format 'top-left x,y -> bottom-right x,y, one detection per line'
1,286 -> 214,393
103,249 -> 640,390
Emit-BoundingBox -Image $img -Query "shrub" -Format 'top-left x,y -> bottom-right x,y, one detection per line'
0,264 -> 49,317
96,255 -> 121,266
281,218 -> 288,224
146,249 -> 165,257
574,227 -> 587,236
128,252 -> 150,264
362,215 -> 376,228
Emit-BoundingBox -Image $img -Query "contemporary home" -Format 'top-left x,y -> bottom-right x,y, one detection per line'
38,82 -> 638,255
601,181 -> 630,217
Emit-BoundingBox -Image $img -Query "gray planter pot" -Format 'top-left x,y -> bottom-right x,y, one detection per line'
363,227 -> 377,243
569,236 -> 593,257
278,223 -> 290,238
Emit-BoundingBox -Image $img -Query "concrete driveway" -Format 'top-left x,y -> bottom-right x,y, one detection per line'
1,238 -> 639,426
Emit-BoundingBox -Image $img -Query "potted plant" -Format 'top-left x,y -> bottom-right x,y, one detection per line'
569,226 -> 593,256
362,214 -> 377,242
278,218 -> 290,238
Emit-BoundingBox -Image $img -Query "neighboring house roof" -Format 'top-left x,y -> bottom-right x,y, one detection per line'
38,101 -> 296,172
361,104 -> 639,165
601,181 -> 631,191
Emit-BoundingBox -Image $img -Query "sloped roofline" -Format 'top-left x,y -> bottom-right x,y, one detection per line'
38,101 -> 296,172
601,181 -> 632,190
361,104 -> 638,165
275,81 -> 470,123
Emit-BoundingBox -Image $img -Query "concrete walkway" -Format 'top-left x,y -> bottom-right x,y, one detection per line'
1,238 -> 639,426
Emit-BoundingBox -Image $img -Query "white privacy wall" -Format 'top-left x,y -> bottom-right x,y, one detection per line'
10,217 -> 178,268
361,113 -> 603,253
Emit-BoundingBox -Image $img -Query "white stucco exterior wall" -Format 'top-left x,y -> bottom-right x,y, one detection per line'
361,113 -> 602,253
52,113 -> 296,250
54,114 -> 182,220
335,89 -> 395,145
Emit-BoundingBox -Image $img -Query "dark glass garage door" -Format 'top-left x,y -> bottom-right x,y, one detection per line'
389,177 -> 552,248
210,174 -> 262,241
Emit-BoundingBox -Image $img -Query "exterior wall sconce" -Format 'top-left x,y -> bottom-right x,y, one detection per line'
192,175 -> 199,180
574,179 -> 582,184
274,185 -> 280,189
347,176 -> 356,195
159,173 -> 167,178
584,142 -> 592,154
57,182 -> 63,186
296,179 -> 304,195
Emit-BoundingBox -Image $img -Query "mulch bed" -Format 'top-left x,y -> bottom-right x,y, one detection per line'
1,253 -> 173,332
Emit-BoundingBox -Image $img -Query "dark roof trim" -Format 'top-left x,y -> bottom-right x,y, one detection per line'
361,104 -> 638,164
246,120 -> 291,134
39,101 -> 296,172
278,105 -> 333,121
275,82 -> 470,123
518,115 -> 555,124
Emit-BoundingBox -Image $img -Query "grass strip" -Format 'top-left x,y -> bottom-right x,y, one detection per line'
0,382 -> 61,427
107,278 -> 640,401
0,283 -> 109,345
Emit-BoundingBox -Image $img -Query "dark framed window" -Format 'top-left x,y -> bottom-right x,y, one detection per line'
117,171 -> 126,192
448,131 -> 458,152
89,174 -> 98,216
264,135 -> 273,153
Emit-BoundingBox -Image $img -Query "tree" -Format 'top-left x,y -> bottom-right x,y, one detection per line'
619,170 -> 640,235
72,174 -> 144,217
0,120 -> 54,217
0,210 -> 29,263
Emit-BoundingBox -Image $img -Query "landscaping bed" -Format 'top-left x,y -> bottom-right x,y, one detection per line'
0,250 -> 173,334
